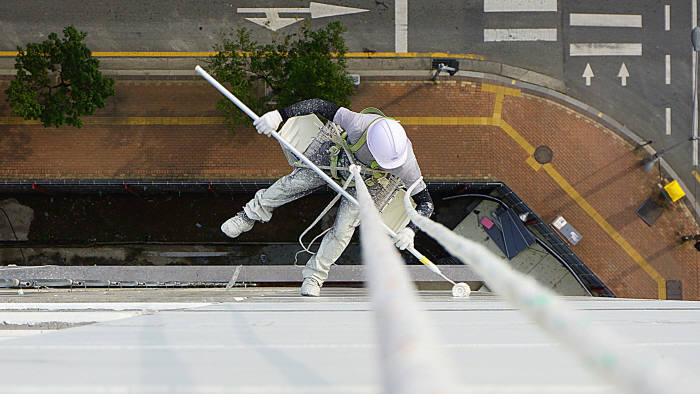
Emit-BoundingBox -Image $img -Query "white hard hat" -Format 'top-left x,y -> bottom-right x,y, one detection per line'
367,118 -> 408,169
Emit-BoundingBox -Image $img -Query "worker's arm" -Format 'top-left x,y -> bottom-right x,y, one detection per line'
280,100 -> 371,133
278,99 -> 341,122
408,188 -> 434,232
253,99 -> 342,136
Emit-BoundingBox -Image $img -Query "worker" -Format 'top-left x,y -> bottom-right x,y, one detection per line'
220,99 -> 434,296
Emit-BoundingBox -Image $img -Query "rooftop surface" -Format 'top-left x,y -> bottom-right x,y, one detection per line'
0,288 -> 698,393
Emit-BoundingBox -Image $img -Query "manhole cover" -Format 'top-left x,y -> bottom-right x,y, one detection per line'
636,198 -> 664,226
534,145 -> 553,164
666,280 -> 683,300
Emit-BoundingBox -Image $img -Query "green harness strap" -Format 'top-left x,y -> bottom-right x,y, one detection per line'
329,107 -> 394,187
346,107 -> 396,153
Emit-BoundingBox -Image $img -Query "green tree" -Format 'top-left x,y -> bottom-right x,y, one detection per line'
5,26 -> 115,128
205,21 -> 355,129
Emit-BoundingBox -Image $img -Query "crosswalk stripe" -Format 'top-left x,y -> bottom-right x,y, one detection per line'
484,28 -> 557,42
395,0 -> 408,53
569,43 -> 642,56
483,0 -> 557,12
569,14 -> 642,28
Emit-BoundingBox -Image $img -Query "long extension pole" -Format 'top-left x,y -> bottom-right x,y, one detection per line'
195,65 -> 453,282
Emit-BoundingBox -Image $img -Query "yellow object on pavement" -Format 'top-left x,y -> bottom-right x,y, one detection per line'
663,180 -> 685,202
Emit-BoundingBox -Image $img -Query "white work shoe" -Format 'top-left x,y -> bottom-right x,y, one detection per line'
301,277 -> 321,297
221,212 -> 255,239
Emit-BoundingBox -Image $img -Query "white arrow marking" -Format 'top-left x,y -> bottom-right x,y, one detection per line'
309,2 -> 368,18
618,62 -> 629,86
238,2 -> 369,32
239,11 -> 303,31
582,63 -> 594,86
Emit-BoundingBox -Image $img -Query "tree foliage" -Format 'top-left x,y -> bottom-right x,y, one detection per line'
205,21 -> 355,129
5,26 -> 115,128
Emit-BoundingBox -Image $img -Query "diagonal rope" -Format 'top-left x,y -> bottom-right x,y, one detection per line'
402,177 -> 696,394
351,165 -> 456,394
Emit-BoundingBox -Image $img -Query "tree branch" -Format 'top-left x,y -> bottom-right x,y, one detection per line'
50,82 -> 70,89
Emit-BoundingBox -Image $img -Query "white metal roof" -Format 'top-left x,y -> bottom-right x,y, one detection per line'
0,289 -> 697,393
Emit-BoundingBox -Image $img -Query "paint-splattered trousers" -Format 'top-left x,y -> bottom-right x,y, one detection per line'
243,167 -> 359,285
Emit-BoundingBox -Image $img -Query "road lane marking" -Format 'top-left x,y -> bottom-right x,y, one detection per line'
665,5 -> 671,31
583,63 -> 594,86
395,0 -> 408,53
237,8 -> 303,31
345,52 -> 484,59
237,3 -> 369,32
666,108 -> 672,135
484,28 -> 557,42
666,54 -> 671,84
569,14 -> 642,28
569,43 -> 642,56
617,63 -> 629,86
483,0 -> 557,12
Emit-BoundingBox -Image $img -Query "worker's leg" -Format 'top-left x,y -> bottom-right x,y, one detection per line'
302,195 -> 360,286
243,167 -> 325,222
221,168 -> 324,238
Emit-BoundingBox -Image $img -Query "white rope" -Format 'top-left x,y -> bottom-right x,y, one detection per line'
293,176 -> 353,267
402,178 -> 696,394
350,165 -> 456,394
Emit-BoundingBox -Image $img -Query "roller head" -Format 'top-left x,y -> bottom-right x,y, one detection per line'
451,282 -> 471,298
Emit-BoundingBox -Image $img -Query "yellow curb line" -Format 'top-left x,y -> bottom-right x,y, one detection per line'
492,94 -> 504,121
482,83 -> 521,98
0,116 -> 499,126
499,119 -> 536,155
526,156 -> 542,171
542,163 -> 666,299
396,116 -> 493,126
0,116 -> 228,126
485,83 -> 666,299
0,51 -> 485,60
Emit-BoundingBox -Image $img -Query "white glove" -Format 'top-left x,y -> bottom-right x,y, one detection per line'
253,110 -> 283,137
394,227 -> 415,251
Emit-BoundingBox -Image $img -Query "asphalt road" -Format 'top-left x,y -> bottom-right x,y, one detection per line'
0,0 -> 698,200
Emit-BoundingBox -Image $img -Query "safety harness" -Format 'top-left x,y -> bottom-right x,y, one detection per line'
294,107 -> 404,265
328,107 -> 394,187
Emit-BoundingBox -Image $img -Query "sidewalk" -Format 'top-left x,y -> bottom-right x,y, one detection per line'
0,75 -> 697,300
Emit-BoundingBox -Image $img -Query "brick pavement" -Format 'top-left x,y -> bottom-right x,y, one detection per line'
0,77 -> 697,300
